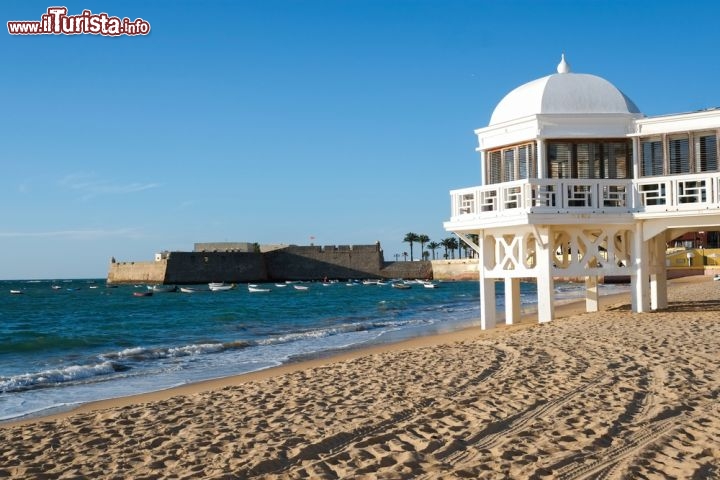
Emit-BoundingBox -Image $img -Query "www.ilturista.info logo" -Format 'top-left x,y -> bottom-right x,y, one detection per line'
7,7 -> 150,36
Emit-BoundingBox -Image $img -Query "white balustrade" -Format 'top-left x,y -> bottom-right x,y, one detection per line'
449,172 -> 720,220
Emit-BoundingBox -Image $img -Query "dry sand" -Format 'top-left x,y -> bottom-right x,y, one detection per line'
2,277 -> 719,479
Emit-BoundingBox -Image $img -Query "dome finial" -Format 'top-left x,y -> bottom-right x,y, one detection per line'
557,53 -> 570,74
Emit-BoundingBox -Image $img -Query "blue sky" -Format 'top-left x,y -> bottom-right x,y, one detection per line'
2,0 -> 719,279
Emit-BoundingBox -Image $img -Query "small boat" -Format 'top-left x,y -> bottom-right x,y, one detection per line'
275,283 -> 287,287
180,287 -> 199,293
133,291 -> 153,297
9,289 -> 23,295
392,282 -> 412,290
293,285 -> 309,291
51,285 -> 62,290
248,286 -> 271,293
423,282 -> 438,289
149,285 -> 177,293
209,283 -> 236,292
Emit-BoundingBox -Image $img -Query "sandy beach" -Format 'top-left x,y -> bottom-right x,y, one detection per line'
2,276 -> 719,478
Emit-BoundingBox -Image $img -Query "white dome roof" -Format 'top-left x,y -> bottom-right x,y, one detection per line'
489,56 -> 640,126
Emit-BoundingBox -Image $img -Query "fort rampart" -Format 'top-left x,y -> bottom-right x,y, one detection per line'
107,244 -> 434,284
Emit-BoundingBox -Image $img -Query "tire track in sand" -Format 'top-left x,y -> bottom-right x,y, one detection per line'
239,344 -> 518,477
430,372 -> 605,472
557,393 -> 720,480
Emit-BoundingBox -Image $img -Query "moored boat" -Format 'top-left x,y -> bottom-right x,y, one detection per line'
179,287 -> 200,293
9,289 -> 23,295
209,283 -> 236,292
133,291 -> 153,297
248,286 -> 271,293
149,285 -> 178,293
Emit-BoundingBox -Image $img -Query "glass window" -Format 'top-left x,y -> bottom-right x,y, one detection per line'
503,148 -> 516,182
695,133 -> 718,172
518,143 -> 537,179
548,142 -> 572,179
546,140 -> 631,179
604,142 -> 630,179
487,151 -> 502,184
575,143 -> 600,179
485,142 -> 537,184
668,135 -> 690,174
641,139 -> 663,177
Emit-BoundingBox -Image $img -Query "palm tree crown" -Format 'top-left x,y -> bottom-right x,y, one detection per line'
403,232 -> 420,261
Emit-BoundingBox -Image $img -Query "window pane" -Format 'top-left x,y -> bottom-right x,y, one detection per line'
695,134 -> 718,172
575,143 -> 601,179
518,145 -> 528,179
548,142 -> 572,179
529,143 -> 537,178
669,136 -> 690,174
503,148 -> 515,182
604,142 -> 630,179
641,139 -> 663,177
487,151 -> 502,184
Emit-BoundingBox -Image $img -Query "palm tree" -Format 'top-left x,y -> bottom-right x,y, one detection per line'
418,234 -> 430,261
427,241 -> 440,260
402,251 -> 408,261
403,232 -> 419,261
442,237 -> 459,259
467,234 -> 479,258
440,238 -> 452,259
448,237 -> 459,259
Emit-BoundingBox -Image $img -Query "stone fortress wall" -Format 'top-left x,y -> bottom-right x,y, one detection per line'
107,243 -> 436,284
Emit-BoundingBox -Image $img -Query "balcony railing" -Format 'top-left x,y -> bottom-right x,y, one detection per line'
449,172 -> 720,221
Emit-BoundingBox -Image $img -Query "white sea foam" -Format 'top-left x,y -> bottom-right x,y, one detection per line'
0,361 -> 119,393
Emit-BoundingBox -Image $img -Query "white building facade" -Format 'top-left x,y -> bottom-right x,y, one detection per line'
444,55 -> 720,329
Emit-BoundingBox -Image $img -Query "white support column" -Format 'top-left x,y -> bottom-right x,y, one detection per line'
504,277 -> 521,325
479,150 -> 486,185
631,222 -> 650,313
650,234 -> 668,310
535,227 -> 555,323
536,139 -> 546,179
631,137 -> 641,182
479,233 -> 496,329
585,275 -> 599,312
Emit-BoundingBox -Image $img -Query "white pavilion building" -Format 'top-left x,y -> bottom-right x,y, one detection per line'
444,55 -> 720,329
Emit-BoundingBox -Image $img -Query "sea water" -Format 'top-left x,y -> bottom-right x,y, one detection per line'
0,279 -> 628,422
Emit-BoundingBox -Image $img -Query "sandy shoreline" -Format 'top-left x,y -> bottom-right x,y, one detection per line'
2,277 -> 719,478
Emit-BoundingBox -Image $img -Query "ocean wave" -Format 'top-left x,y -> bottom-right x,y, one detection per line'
256,316 -> 433,347
0,361 -> 126,393
0,340 -> 257,394
101,341 -> 252,362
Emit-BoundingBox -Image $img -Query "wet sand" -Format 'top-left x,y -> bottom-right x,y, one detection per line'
2,277 -> 719,478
